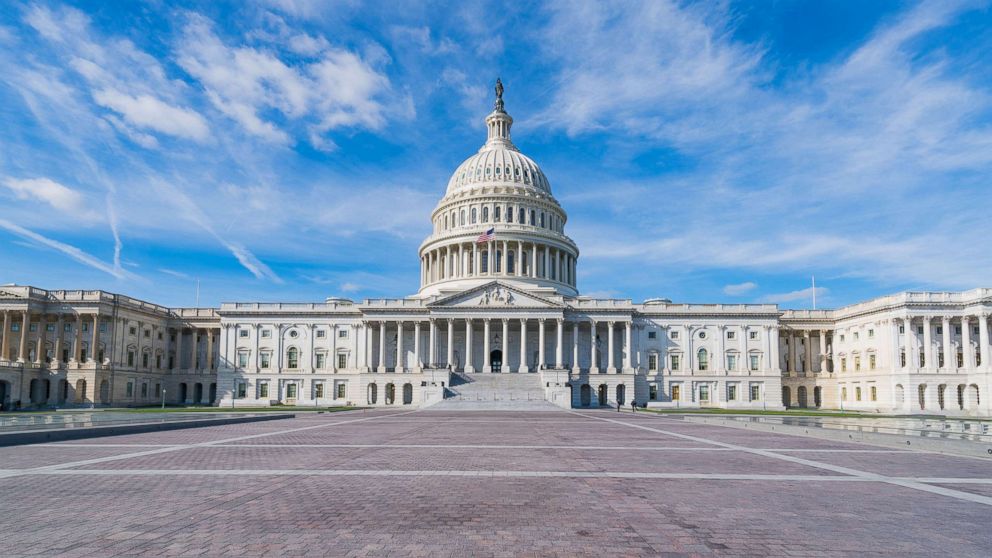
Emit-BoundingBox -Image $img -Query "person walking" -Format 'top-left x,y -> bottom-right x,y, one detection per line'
631,400 -> 636,413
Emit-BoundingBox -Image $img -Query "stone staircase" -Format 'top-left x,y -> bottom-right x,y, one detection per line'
427,371 -> 559,411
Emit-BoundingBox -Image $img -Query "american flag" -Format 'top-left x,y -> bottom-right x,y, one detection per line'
476,227 -> 495,243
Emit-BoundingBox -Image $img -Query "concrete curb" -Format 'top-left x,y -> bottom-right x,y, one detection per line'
0,413 -> 296,447
682,415 -> 992,460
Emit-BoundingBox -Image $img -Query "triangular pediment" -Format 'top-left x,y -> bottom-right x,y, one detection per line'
428,282 -> 563,309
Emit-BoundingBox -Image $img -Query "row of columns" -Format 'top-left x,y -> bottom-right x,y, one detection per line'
421,240 -> 576,287
893,315 -> 991,370
782,330 -> 830,373
367,317 -> 633,373
0,310 -> 98,365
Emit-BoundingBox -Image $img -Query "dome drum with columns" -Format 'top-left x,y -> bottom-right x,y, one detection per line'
418,82 -> 579,299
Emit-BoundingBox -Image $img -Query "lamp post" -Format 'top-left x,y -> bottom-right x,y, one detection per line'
161,388 -> 166,410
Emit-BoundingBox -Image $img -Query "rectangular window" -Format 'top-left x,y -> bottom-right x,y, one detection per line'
236,382 -> 247,399
749,355 -> 759,371
842,386 -> 848,401
337,353 -> 347,369
46,323 -> 55,332
141,382 -> 148,398
155,383 -> 161,397
126,380 -> 134,397
238,352 -> 248,368
315,383 -> 324,399
127,351 -> 135,367
337,328 -> 348,338
670,331 -> 680,339
671,384 -> 681,401
870,386 -> 877,401
853,332 -> 859,341
129,326 -> 136,335
239,329 -> 249,338
854,356 -> 861,371
749,330 -> 759,340
728,384 -> 737,401
749,384 -> 760,402
955,326 -> 961,335
869,354 -> 876,370
868,329 -> 874,338
648,354 -> 658,371
649,384 -> 658,400
29,323 -> 38,332
286,384 -> 297,399
726,354 -> 736,370
261,329 -> 271,338
855,386 -> 862,401
647,331 -> 656,339
699,384 -> 710,402
259,383 -> 269,399
157,331 -> 162,340
670,354 -> 680,370
316,329 -> 326,338
316,353 -> 326,369
82,322 -> 89,332
156,355 -> 162,369
936,326 -> 942,335
261,353 -> 271,368
336,383 -> 347,399
11,323 -> 20,332
839,334 -> 845,342
144,329 -> 150,338
841,358 -> 847,372
918,326 -> 924,335
100,322 -> 107,333
64,323 -> 72,332
899,325 -> 905,334
142,353 -> 149,368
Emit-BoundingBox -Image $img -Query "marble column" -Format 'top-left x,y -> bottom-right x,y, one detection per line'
590,320 -> 599,373
175,327 -> 184,371
207,328 -> 215,371
518,318 -> 528,373
803,330 -> 812,374
535,319 -> 545,370
0,310 -> 9,361
922,317 -> 933,370
571,322 -> 579,372
17,311 -> 29,363
414,321 -> 421,370
501,319 -> 509,372
819,330 -> 828,373
447,319 -> 454,368
428,318 -> 436,367
606,321 -> 615,373
54,315 -> 64,366
555,318 -> 563,369
483,319 -> 491,373
464,319 -> 474,373
35,314 -> 47,365
396,321 -> 404,372
377,322 -> 386,373
72,315 -> 82,363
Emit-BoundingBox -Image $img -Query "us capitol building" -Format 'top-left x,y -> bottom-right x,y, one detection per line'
1,84 -> 990,416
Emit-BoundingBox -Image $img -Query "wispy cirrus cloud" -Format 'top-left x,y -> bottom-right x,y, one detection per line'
0,218 -> 136,280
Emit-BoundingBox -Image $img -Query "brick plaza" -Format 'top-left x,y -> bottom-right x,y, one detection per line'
1,409 -> 990,557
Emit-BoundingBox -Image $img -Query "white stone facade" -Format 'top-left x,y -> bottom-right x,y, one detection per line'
1,87 -> 990,415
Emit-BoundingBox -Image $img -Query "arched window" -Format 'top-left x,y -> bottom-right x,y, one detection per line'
697,348 -> 708,371
444,215 -> 448,229
540,212 -> 545,228
530,210 -> 536,225
508,251 -> 515,274
507,206 -> 514,223
481,251 -> 489,273
495,206 -> 501,222
495,250 -> 502,273
459,210 -> 465,226
519,208 -> 525,223
482,206 -> 489,222
471,208 -> 477,223
287,347 -> 299,369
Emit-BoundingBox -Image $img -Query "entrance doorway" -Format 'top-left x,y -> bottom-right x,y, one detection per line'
491,350 -> 502,373
598,384 -> 608,406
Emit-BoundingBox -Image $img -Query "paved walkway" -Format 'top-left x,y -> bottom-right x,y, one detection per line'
1,408 -> 990,556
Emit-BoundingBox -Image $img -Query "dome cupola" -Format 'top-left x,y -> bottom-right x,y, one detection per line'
417,79 -> 579,299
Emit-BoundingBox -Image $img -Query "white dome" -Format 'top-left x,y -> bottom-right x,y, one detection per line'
445,145 -> 550,195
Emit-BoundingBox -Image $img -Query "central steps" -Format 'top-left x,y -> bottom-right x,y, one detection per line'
428,372 -> 559,411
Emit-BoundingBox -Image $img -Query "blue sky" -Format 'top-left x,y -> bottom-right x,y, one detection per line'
1,1 -> 991,309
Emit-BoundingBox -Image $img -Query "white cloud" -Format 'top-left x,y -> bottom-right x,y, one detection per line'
176,15 -> 394,147
722,282 -> 757,296
158,268 -> 191,279
92,89 -> 210,142
2,177 -> 98,219
340,282 -> 361,293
